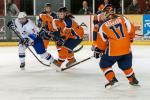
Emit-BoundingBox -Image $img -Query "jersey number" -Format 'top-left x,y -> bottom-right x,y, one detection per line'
110,23 -> 125,39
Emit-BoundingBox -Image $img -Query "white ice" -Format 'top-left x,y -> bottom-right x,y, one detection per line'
0,45 -> 150,100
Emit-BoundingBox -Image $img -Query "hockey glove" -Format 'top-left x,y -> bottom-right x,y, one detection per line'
38,28 -> 50,39
49,31 -> 61,41
94,47 -> 105,59
7,21 -> 16,30
37,19 -> 42,28
20,38 -> 29,46
130,38 -> 134,43
57,38 -> 65,46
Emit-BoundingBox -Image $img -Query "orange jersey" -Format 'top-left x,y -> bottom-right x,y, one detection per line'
39,14 -> 53,49
39,13 -> 54,31
97,16 -> 135,56
52,17 -> 84,40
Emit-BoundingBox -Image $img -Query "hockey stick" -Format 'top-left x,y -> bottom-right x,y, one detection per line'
9,27 -> 50,67
135,34 -> 144,37
73,45 -> 83,53
61,56 -> 94,71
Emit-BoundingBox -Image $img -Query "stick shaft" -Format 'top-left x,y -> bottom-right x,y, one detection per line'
61,56 -> 94,71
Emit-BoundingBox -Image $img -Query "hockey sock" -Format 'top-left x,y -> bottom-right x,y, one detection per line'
101,67 -> 116,81
19,53 -> 25,63
123,68 -> 135,82
57,46 -> 68,65
67,51 -> 75,62
43,39 -> 49,49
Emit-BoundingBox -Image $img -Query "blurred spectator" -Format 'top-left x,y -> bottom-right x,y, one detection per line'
144,0 -> 150,14
117,0 -> 127,14
6,0 -> 20,16
103,0 -> 109,6
124,0 -> 132,8
127,0 -> 141,14
78,0 -> 92,14
145,6 -> 150,14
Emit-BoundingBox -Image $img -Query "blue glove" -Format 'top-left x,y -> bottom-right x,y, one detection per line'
94,47 -> 105,59
39,28 -> 51,40
57,38 -> 65,46
37,19 -> 42,28
50,31 -> 61,41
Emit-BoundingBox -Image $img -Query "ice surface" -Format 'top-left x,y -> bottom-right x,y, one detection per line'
0,45 -> 150,100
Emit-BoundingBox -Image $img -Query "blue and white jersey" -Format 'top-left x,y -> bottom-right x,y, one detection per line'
15,18 -> 38,39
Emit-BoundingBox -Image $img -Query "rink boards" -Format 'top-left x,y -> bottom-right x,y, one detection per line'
0,41 -> 150,46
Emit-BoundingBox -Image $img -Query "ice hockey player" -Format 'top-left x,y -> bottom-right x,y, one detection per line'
7,12 -> 54,69
38,3 -> 57,49
93,4 -> 139,88
51,7 -> 84,71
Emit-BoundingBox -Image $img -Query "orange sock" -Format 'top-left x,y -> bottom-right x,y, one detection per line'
57,58 -> 65,65
101,67 -> 115,81
123,68 -> 135,82
57,46 -> 68,65
67,51 -> 75,62
43,39 -> 49,49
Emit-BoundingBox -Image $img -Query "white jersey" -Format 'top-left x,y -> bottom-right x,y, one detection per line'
15,18 -> 38,39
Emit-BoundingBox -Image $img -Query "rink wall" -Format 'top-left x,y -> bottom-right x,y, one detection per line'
0,14 -> 150,46
0,41 -> 150,46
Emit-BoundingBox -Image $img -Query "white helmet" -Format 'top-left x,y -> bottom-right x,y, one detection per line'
18,12 -> 27,18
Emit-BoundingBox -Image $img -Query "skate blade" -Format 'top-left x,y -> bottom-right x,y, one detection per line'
49,63 -> 51,67
66,61 -> 77,68
51,63 -> 62,72
105,82 -> 120,89
20,67 -> 25,70
130,84 -> 141,87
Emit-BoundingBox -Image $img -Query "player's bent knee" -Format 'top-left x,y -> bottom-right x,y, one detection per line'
33,37 -> 46,54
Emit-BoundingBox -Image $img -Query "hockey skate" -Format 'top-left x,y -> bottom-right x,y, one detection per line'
129,76 -> 140,86
105,77 -> 119,89
66,59 -> 77,67
20,62 -> 25,70
51,60 -> 62,72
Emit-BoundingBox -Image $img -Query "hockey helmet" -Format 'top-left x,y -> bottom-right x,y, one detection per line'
57,7 -> 68,12
102,4 -> 114,18
18,12 -> 27,18
44,3 -> 51,7
102,4 -> 113,12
